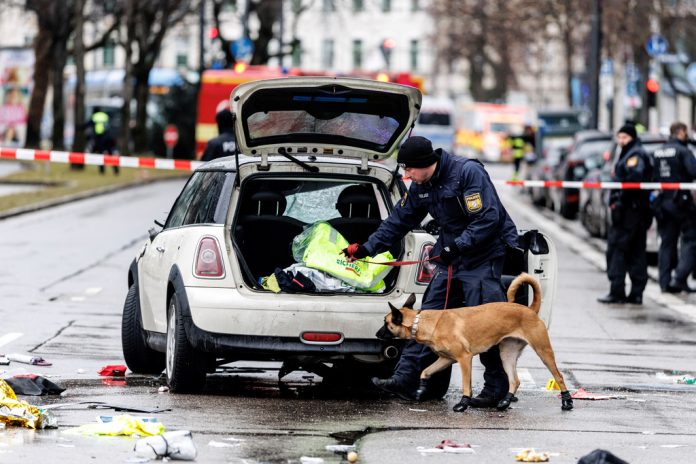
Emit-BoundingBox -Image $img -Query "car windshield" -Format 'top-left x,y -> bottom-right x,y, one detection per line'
571,139 -> 612,160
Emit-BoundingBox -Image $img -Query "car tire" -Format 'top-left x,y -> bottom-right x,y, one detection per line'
165,293 -> 206,393
121,284 -> 166,375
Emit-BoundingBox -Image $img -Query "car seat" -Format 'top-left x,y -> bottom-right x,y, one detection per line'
328,184 -> 382,245
237,190 -> 305,279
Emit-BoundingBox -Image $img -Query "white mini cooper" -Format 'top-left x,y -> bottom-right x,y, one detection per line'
121,77 -> 558,393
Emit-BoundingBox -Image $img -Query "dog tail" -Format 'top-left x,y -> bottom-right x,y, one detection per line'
507,273 -> 542,314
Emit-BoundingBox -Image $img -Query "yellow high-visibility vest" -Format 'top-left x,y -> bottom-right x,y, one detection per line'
92,111 -> 109,135
293,222 -> 392,291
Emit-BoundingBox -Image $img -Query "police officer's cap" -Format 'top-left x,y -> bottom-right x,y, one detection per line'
617,124 -> 637,139
397,136 -> 439,168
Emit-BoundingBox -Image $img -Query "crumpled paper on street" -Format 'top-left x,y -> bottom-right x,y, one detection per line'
0,378 -> 57,429
515,448 -> 551,462
71,414 -> 165,437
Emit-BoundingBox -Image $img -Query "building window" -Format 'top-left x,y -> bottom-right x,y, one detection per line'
410,39 -> 418,71
176,53 -> 187,68
103,39 -> 115,67
352,39 -> 363,69
352,0 -> 364,12
382,0 -> 391,12
322,0 -> 335,12
411,0 -> 420,11
292,40 -> 302,67
322,39 -> 334,69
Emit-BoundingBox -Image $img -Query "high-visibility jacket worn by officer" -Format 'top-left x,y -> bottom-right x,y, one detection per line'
91,111 -> 109,136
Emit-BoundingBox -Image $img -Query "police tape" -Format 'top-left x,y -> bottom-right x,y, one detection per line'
494,179 -> 696,190
0,147 -> 203,172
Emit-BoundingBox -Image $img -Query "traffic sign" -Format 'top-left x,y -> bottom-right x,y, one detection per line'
231,36 -> 254,61
645,34 -> 668,57
686,62 -> 696,88
164,124 -> 179,148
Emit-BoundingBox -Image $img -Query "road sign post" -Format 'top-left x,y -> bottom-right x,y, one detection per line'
164,124 -> 179,159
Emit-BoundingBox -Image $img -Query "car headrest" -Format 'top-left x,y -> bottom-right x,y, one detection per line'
249,191 -> 287,216
336,185 -> 379,219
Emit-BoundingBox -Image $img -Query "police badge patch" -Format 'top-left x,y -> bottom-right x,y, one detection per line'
464,192 -> 483,213
626,156 -> 638,167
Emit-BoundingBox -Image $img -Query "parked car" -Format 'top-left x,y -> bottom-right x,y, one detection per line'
579,133 -> 669,263
547,130 -> 613,219
526,138 -> 571,208
121,77 -> 559,393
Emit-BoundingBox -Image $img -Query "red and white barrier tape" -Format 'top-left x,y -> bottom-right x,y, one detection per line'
494,179 -> 696,191
2,146 -> 694,190
0,147 -> 203,172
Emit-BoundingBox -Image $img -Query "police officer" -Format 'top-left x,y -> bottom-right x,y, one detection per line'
342,136 -> 519,407
88,107 -> 118,175
201,109 -> 237,162
598,124 -> 653,305
653,122 -> 696,293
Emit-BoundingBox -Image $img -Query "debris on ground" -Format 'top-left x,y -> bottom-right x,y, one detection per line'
97,364 -> 127,376
5,374 -> 65,396
515,448 -> 551,462
408,408 -> 427,412
6,353 -> 51,366
134,430 -> 197,461
299,457 -> 324,463
676,375 -> 695,385
325,444 -> 355,453
347,451 -> 359,462
208,440 -> 242,448
0,354 -> 9,365
86,403 -> 171,413
577,449 -> 629,464
0,379 -> 57,429
418,439 -> 475,454
71,414 -> 164,437
560,389 -> 625,400
158,386 -> 170,393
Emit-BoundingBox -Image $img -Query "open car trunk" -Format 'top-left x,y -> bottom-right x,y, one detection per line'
232,174 -> 403,293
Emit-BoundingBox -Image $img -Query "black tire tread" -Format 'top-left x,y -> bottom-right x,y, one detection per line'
167,293 -> 206,393
121,285 -> 166,375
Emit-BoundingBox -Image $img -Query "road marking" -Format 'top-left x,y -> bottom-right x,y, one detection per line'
70,296 -> 86,302
0,332 -> 23,348
85,287 -> 102,295
517,368 -> 537,390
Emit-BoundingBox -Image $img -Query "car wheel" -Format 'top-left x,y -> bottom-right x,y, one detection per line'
121,284 -> 165,375
165,293 -> 206,393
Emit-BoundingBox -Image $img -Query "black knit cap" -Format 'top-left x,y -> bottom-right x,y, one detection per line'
617,123 -> 637,139
397,136 -> 439,168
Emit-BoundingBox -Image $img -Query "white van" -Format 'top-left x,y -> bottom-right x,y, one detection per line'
411,96 -> 456,152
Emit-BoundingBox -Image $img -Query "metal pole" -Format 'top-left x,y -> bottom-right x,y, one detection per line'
199,0 -> 205,75
588,0 -> 602,129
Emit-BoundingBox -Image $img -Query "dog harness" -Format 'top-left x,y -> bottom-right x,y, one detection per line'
411,310 -> 422,338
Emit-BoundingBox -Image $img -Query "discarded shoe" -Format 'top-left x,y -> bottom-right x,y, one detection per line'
371,377 -> 414,401
597,294 -> 626,304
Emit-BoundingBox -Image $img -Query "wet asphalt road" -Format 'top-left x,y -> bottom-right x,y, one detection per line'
1,166 -> 695,463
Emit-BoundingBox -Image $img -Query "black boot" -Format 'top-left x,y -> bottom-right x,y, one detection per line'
597,294 -> 626,304
453,395 -> 471,412
371,377 -> 414,401
560,390 -> 574,410
496,392 -> 516,411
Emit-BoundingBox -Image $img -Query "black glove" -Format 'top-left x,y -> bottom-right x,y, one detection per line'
438,241 -> 461,266
341,243 -> 370,261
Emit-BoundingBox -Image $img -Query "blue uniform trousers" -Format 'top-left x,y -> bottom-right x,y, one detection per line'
392,255 -> 509,398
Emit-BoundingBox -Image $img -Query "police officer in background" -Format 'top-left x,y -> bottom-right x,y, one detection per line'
598,124 -> 653,305
653,122 -> 696,293
341,136 -> 519,409
201,109 -> 237,162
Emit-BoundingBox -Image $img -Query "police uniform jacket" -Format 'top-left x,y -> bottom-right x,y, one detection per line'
652,137 -> 696,218
364,150 -> 518,269
609,139 -> 652,226
201,130 -> 237,162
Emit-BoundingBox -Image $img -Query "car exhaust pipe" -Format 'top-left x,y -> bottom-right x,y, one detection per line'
383,345 -> 399,359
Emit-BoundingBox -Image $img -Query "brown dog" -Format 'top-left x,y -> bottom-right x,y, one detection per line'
376,273 -> 573,412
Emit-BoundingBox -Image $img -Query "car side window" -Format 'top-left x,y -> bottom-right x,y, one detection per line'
165,172 -> 204,229
182,171 -> 231,225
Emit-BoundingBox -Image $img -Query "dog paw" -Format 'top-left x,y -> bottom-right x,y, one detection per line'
452,395 -> 471,412
560,391 -> 574,411
415,379 -> 429,402
496,392 -> 515,411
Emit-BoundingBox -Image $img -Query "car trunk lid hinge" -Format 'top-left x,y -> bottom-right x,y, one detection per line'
357,154 -> 370,174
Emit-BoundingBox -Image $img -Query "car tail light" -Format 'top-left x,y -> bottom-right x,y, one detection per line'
416,244 -> 436,284
301,332 -> 343,344
194,237 -> 224,278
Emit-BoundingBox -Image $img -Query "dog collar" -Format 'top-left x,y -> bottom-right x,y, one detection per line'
411,310 -> 422,339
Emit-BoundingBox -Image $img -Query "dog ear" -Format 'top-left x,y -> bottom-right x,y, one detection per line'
403,293 -> 416,309
388,302 -> 403,325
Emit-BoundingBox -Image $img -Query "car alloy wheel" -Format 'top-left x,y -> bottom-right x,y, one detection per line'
165,293 -> 206,393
